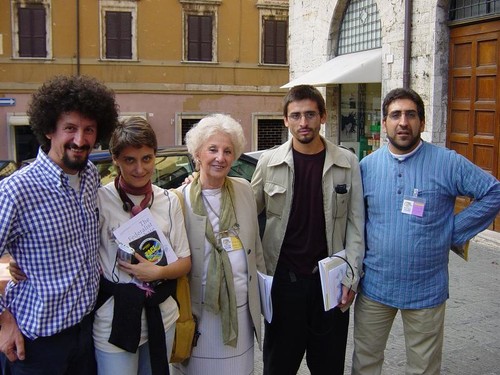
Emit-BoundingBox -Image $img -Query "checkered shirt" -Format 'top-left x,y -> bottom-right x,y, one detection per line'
0,148 -> 100,339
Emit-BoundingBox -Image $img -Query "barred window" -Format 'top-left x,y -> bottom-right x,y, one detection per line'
449,0 -> 500,21
257,119 -> 287,150
337,0 -> 381,55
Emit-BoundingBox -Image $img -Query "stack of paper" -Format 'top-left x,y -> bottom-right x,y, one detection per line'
257,271 -> 273,323
318,250 -> 348,311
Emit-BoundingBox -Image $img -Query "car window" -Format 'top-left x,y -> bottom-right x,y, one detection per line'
0,161 -> 17,180
228,158 -> 256,181
97,162 -> 117,186
153,154 -> 194,190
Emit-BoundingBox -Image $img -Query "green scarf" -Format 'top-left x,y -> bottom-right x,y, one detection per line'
190,174 -> 239,347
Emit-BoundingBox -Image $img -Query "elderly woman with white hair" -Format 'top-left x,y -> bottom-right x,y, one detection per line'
171,114 -> 265,375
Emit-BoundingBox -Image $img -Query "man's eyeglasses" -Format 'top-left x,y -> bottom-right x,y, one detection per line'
387,110 -> 419,120
287,111 -> 319,121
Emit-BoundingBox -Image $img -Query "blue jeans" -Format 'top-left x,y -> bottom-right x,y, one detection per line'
95,323 -> 175,375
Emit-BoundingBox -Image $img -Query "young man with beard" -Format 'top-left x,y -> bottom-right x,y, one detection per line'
252,85 -> 365,374
352,88 -> 500,375
0,75 -> 118,375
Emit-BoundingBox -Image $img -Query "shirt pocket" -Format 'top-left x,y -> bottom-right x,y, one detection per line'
408,189 -> 447,226
264,182 -> 287,218
334,184 -> 351,218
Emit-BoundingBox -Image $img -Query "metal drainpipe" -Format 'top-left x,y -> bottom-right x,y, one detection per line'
76,0 -> 80,76
403,0 -> 412,88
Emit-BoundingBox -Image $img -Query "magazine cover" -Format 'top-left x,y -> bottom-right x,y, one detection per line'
113,208 -> 178,266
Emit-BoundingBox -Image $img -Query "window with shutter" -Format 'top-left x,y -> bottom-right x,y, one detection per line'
187,15 -> 213,62
105,11 -> 132,59
18,5 -> 47,58
263,18 -> 287,65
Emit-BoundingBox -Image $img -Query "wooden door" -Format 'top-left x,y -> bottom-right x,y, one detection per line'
448,20 -> 500,232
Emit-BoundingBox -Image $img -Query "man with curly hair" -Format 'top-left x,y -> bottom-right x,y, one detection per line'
0,75 -> 119,375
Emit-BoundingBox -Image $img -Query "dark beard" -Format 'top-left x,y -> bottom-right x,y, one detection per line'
62,153 -> 88,171
62,144 -> 91,171
386,135 -> 420,153
297,136 -> 314,144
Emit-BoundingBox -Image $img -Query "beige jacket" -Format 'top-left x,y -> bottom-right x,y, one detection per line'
178,177 -> 265,344
251,137 -> 365,291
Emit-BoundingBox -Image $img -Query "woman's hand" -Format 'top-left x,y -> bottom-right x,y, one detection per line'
119,254 -> 191,283
8,259 -> 27,284
118,252 -> 162,283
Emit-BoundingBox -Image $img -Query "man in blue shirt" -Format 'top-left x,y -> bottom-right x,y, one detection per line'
352,88 -> 500,375
0,75 -> 118,375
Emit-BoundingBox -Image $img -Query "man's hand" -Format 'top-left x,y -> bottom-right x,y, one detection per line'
338,285 -> 356,311
182,171 -> 198,185
8,259 -> 27,283
0,309 -> 25,361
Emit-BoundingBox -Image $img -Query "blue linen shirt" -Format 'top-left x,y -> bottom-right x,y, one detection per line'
0,148 -> 100,339
360,142 -> 500,309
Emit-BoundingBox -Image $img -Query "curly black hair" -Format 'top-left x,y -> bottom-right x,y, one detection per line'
27,75 -> 119,152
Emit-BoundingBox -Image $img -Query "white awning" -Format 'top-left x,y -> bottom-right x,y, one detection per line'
281,48 -> 382,88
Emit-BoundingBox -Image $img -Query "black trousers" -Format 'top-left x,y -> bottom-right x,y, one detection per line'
263,264 -> 349,375
3,314 -> 96,375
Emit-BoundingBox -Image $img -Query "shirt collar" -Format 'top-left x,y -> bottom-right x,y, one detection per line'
36,147 -> 90,187
388,140 -> 424,161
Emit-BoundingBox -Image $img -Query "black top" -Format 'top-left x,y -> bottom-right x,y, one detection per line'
279,147 -> 328,276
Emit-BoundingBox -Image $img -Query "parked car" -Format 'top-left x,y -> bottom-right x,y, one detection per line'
0,160 -> 18,181
22,146 -> 260,189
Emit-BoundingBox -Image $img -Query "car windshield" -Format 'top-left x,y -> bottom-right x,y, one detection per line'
0,161 -> 17,180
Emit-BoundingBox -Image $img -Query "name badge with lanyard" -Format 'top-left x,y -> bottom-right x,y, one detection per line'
217,224 -> 244,252
401,188 -> 426,217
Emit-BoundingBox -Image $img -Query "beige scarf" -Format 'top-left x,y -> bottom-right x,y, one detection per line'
190,174 -> 238,347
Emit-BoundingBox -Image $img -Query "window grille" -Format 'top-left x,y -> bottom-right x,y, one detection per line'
337,0 -> 381,55
449,0 -> 500,21
257,119 -> 287,150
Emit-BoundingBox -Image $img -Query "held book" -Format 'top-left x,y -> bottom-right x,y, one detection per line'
257,271 -> 273,323
113,208 -> 178,266
450,240 -> 470,261
318,250 -> 348,311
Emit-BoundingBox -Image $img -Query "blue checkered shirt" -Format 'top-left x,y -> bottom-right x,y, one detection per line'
0,148 -> 100,339
360,142 -> 500,309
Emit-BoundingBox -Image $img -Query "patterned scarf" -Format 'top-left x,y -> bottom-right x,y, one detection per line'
190,174 -> 238,347
115,176 -> 153,216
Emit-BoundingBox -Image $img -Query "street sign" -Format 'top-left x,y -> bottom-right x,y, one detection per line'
0,98 -> 16,106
